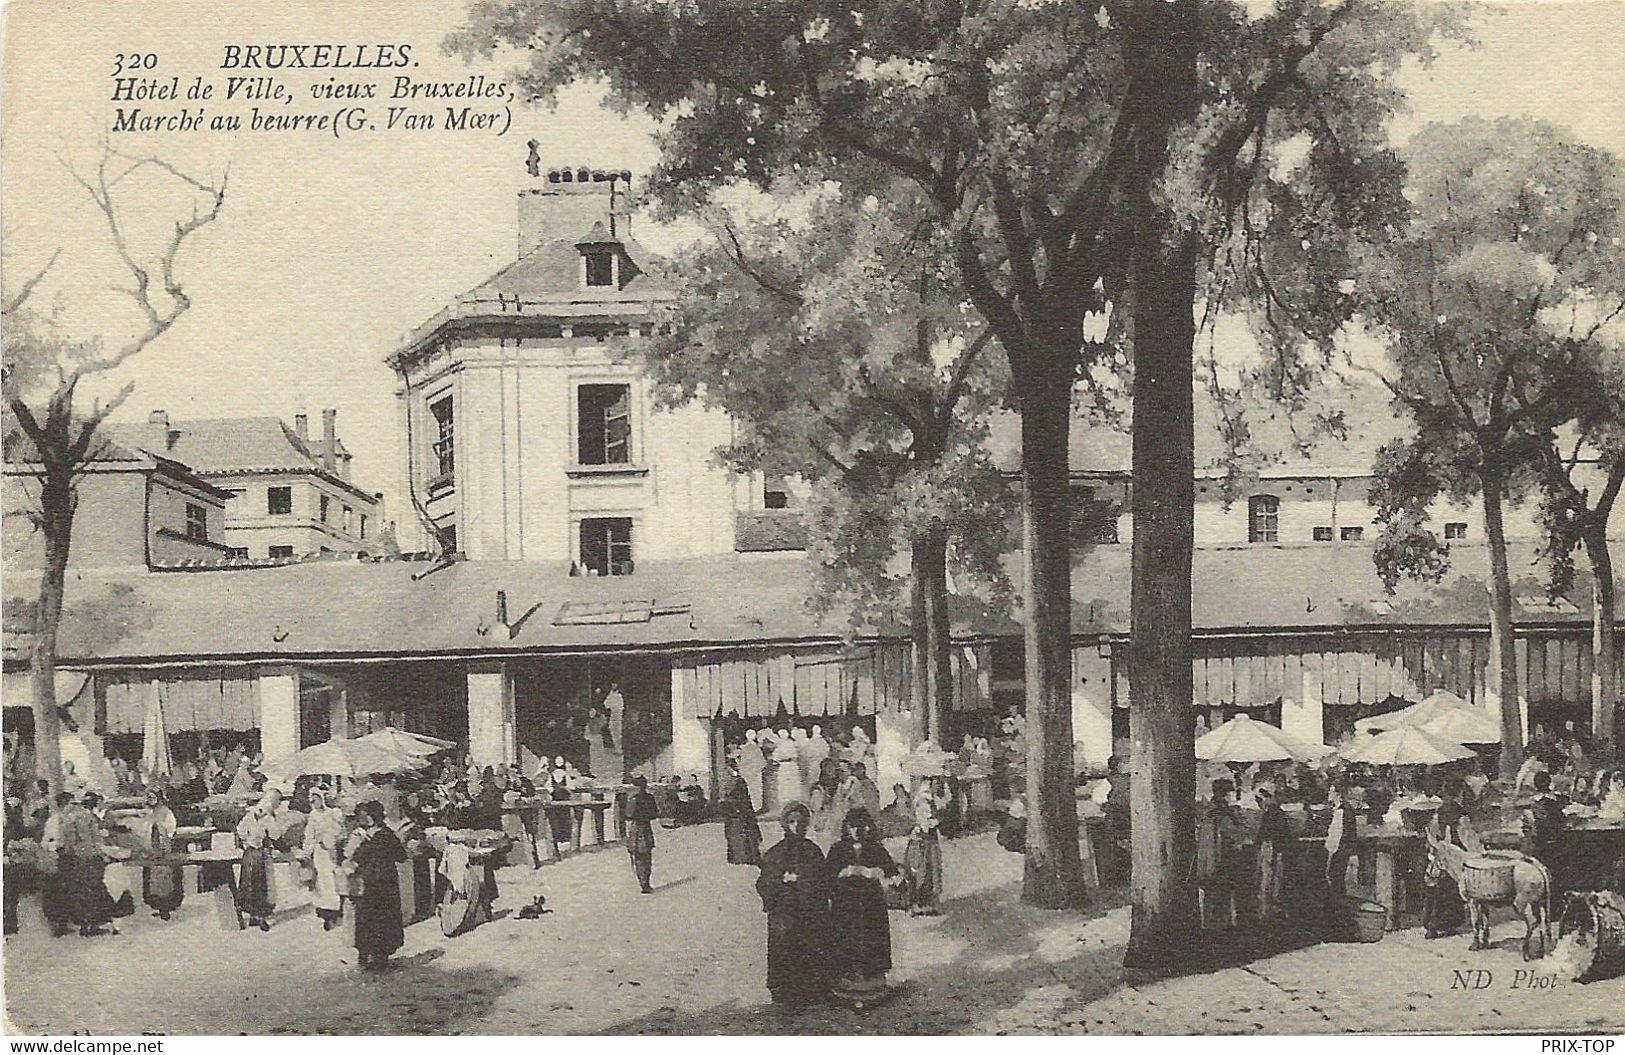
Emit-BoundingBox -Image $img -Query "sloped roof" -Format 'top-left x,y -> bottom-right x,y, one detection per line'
103,418 -> 318,475
463,235 -> 668,304
986,382 -> 1413,480
5,543 -> 1606,670
6,427 -> 155,468
4,425 -> 229,498
99,419 -> 375,502
394,232 -> 673,363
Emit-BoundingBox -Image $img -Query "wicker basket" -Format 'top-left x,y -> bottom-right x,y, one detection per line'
1460,852 -> 1517,901
1347,897 -> 1388,942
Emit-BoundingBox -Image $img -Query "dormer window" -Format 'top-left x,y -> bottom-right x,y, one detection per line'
584,248 -> 615,288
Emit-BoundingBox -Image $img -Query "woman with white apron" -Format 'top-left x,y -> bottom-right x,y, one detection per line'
301,787 -> 345,931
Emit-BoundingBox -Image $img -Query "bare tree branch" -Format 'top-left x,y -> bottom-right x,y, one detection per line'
59,146 -> 228,378
3,248 -> 62,315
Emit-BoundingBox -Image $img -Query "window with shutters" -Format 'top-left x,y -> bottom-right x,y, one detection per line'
429,395 -> 455,480
1248,495 -> 1279,543
579,517 -> 634,576
577,384 -> 633,465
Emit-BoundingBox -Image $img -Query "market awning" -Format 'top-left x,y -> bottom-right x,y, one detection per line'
100,670 -> 261,734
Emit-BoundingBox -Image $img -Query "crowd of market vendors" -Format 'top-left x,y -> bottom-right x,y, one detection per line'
0,732 -> 678,965
1078,703 -> 1625,953
5,689 -> 1625,1000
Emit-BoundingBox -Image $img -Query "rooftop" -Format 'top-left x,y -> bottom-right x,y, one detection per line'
3,543 -> 1606,670
393,228 -> 673,365
984,381 -> 1415,481
99,418 -> 377,503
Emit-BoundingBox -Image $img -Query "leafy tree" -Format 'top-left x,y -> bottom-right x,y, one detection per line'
1357,117 -> 1625,777
448,0 -> 1460,950
2,147 -> 226,792
1533,353 -> 1625,749
635,191 -> 1014,743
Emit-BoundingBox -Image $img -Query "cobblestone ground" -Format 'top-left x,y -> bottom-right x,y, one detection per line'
4,826 -> 1622,1035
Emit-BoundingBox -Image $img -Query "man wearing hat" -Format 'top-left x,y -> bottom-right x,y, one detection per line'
625,776 -> 658,893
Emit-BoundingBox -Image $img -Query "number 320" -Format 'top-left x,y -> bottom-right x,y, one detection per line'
113,53 -> 157,76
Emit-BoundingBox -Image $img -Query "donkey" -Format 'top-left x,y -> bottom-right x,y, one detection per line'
1434,837 -> 1555,960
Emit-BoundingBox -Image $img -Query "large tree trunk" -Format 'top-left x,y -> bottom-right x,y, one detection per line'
1122,0 -> 1201,971
909,569 -> 931,745
1018,370 -> 1087,909
1483,475 -> 1524,779
910,533 -> 954,745
921,532 -> 954,745
30,469 -> 73,793
1583,523 -> 1616,748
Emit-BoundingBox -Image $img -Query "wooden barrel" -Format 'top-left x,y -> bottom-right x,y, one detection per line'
1558,891 -> 1625,983
1460,852 -> 1517,901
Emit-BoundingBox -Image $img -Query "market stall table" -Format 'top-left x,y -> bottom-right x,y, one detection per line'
507,797 -> 618,860
1357,830 -> 1427,929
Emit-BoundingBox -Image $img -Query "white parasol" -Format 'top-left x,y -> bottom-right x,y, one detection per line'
263,737 -> 426,781
1355,689 -> 1475,734
1417,706 -> 1502,745
1340,725 -> 1478,766
1195,713 -> 1335,764
141,691 -> 173,777
352,728 -> 456,758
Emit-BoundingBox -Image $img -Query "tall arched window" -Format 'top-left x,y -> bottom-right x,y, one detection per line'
1248,494 -> 1280,543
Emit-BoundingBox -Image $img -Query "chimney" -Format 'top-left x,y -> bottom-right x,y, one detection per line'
294,413 -> 309,442
517,162 -> 634,257
321,409 -> 337,472
148,410 -> 168,426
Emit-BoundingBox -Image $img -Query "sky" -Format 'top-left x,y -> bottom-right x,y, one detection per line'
2,0 -> 1623,530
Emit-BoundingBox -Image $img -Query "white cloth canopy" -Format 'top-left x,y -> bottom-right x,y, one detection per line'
1417,706 -> 1502,745
1195,714 -> 1334,764
351,728 -> 454,758
141,692 -> 173,777
264,738 -> 425,781
1340,725 -> 1478,766
1355,689 -> 1475,734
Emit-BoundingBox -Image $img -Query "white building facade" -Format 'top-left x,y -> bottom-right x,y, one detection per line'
391,167 -> 754,567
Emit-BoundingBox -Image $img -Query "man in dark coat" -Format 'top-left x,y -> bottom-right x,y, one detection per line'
756,801 -> 830,1009
345,800 -> 407,969
625,776 -> 658,893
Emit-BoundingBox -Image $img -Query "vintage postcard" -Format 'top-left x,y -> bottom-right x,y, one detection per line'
2,0 -> 1624,1039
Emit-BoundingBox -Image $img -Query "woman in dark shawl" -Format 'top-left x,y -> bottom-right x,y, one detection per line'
756,802 -> 830,1009
825,807 -> 900,1000
904,779 -> 947,916
722,764 -> 762,865
345,800 -> 407,969
64,795 -> 118,936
